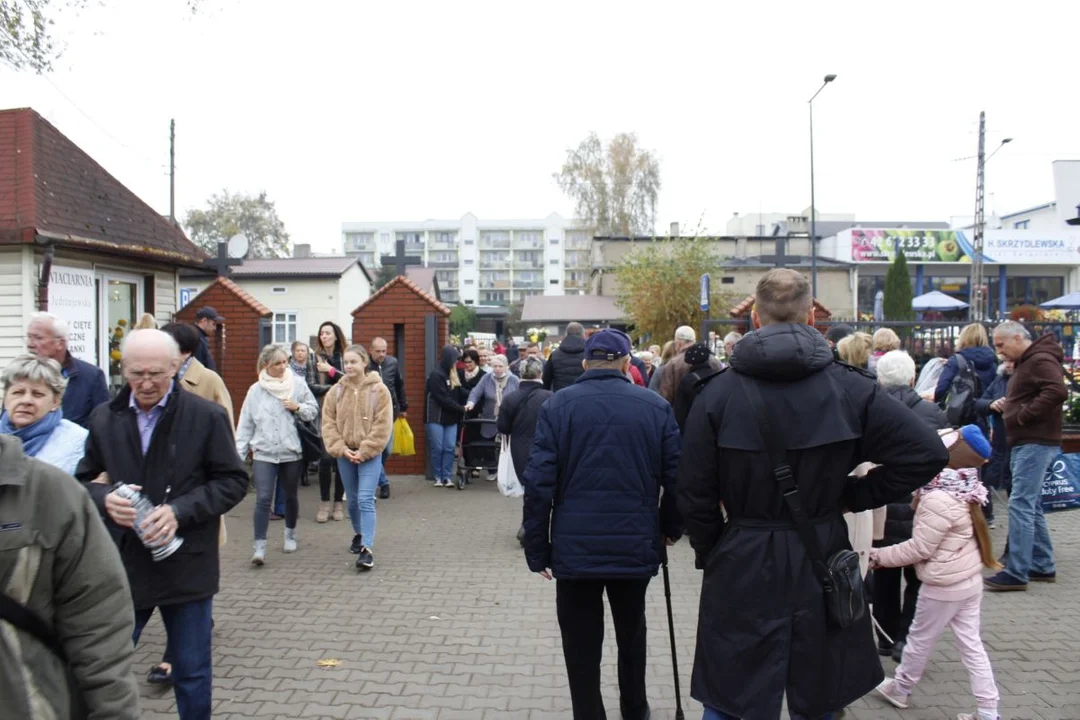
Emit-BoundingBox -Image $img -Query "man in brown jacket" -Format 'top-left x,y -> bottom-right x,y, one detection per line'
985,321 -> 1067,591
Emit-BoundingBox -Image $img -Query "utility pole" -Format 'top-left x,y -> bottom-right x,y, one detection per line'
169,119 -> 176,225
970,111 -> 986,321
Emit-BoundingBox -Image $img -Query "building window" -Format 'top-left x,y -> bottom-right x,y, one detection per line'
464,238 -> 474,245
344,232 -> 374,251
550,259 -> 559,265
271,286 -> 287,294
721,277 -> 735,284
273,312 -> 298,344
464,259 -> 474,265
549,279 -> 559,284
1013,220 -> 1030,229
464,279 -> 474,285
550,238 -> 560,245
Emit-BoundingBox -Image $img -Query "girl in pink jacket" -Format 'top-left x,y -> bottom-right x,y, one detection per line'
870,426 -> 1001,720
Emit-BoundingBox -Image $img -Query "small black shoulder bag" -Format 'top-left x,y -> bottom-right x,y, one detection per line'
740,377 -> 866,629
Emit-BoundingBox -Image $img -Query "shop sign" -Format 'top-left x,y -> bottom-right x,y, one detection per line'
844,228 -> 1080,265
44,265 -> 97,365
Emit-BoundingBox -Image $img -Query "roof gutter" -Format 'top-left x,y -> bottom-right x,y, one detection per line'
31,229 -> 208,269
36,242 -> 55,311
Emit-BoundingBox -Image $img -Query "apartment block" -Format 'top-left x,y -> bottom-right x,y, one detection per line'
341,212 -> 591,305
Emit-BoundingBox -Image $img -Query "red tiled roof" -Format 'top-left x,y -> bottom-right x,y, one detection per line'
0,107 -> 206,267
190,276 -> 272,316
353,275 -> 450,317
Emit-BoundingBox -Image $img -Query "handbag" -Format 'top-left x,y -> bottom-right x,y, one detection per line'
294,415 -> 323,465
740,377 -> 867,629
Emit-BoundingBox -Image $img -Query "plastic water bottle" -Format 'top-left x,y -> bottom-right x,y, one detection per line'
112,483 -> 183,561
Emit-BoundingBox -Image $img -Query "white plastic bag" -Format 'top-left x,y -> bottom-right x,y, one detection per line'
497,436 -> 524,498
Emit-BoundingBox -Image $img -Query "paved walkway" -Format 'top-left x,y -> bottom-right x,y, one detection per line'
134,477 -> 1079,719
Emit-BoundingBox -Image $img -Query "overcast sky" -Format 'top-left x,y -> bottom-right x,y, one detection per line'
4,0 -> 1078,253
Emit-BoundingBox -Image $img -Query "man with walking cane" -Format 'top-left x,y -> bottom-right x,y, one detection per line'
522,328 -> 682,720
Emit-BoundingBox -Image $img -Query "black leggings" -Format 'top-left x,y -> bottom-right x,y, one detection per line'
318,457 -> 344,502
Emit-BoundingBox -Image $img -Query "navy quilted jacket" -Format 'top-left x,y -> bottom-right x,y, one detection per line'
522,369 -> 682,579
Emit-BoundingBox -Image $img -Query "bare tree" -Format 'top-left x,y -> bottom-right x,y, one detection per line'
554,132 -> 660,237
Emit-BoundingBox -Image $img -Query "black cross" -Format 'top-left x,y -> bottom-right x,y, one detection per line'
381,238 -> 423,277
757,236 -> 802,268
205,242 -> 243,277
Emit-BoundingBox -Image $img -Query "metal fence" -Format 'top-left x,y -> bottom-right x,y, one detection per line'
700,318 -> 1080,365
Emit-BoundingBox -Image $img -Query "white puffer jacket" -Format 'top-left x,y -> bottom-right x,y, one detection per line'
873,489 -> 984,587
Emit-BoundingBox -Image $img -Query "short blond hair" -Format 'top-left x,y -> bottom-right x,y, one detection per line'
837,332 -> 872,368
957,323 -> 989,350
755,269 -> 812,324
1,354 -> 67,398
872,328 -> 901,353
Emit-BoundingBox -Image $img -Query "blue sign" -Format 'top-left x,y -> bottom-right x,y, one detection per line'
179,288 -> 195,309
700,273 -> 710,312
1043,453 -> 1080,512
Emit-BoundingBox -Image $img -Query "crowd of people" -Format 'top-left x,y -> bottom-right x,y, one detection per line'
0,272 -> 1072,719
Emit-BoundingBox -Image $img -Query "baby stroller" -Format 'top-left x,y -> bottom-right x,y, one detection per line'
456,418 -> 500,490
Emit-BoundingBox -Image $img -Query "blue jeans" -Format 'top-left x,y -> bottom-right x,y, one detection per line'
337,455 -> 382,546
426,423 -> 457,480
1005,444 -> 1057,582
379,422 -> 394,488
704,708 -> 834,720
134,597 -> 214,720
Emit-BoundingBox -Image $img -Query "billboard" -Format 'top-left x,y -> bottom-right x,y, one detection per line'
844,228 -> 1080,265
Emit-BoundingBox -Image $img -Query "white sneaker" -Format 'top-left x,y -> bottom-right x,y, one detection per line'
957,713 -> 999,720
251,539 -> 267,566
874,678 -> 909,709
434,478 -> 447,488
283,528 -> 297,554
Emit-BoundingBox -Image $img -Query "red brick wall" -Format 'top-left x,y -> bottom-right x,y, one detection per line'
352,281 -> 449,475
175,282 -> 270,424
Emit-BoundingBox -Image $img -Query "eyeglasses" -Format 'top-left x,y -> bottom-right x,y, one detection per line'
127,370 -> 170,383
26,334 -> 61,343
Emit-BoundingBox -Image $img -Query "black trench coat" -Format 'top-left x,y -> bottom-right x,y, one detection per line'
677,323 -> 948,719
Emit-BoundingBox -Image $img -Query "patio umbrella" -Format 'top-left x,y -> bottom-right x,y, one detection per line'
911,290 -> 969,312
1040,291 -> 1080,310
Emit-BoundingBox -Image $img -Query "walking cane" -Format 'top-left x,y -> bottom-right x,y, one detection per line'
661,545 -> 686,720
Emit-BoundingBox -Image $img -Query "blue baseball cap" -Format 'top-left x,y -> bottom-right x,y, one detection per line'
584,329 -> 632,361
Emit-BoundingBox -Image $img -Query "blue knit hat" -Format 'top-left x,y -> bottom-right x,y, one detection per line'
959,424 -> 992,460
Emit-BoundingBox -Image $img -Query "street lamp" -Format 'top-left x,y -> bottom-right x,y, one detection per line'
809,74 -> 837,299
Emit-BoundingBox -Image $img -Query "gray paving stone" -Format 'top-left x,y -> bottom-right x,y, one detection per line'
127,475 -> 1077,719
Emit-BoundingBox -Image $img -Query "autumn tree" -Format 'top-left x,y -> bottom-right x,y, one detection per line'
449,304 -> 477,339
1,0 -> 202,72
554,132 -> 661,237
184,190 -> 291,259
614,237 -> 737,344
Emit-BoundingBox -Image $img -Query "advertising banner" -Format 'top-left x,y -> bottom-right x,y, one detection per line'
846,228 -> 1080,265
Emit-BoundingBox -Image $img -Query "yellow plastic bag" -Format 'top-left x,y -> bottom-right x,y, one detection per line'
393,416 -> 415,456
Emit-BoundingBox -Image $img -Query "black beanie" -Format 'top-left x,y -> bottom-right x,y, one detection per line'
684,342 -> 711,366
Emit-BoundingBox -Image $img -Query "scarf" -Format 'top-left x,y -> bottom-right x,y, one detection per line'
492,372 -> 510,418
918,467 -> 988,506
289,359 -> 307,378
464,367 -> 480,382
0,408 -> 63,457
258,368 -> 295,401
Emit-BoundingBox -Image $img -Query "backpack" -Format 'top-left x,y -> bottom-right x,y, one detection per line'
674,365 -> 724,431
943,354 -> 982,427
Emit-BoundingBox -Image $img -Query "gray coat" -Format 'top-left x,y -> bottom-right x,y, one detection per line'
467,371 -> 520,439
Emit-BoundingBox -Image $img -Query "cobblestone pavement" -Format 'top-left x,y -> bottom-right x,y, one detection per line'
134,477 -> 1079,720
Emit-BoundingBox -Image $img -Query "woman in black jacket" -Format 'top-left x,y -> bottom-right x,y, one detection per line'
426,346 -> 465,488
496,357 -> 552,544
308,321 -> 347,522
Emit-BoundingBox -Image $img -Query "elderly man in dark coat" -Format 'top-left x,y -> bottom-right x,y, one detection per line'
678,269 -> 948,720
523,328 -> 681,720
76,329 -> 248,720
